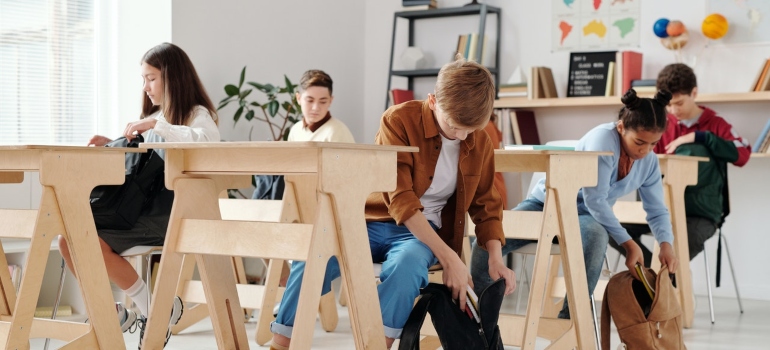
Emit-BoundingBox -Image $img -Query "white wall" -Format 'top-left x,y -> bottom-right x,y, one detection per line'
171,0 -> 365,142
363,0 -> 770,301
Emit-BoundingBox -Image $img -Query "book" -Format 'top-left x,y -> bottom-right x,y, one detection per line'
465,285 -> 480,323
401,0 -> 437,10
528,66 -> 544,99
468,33 -> 479,62
631,79 -> 657,87
538,67 -> 558,98
605,61 -> 615,97
634,264 -> 655,299
504,145 -> 575,151
755,118 -> 770,152
567,51 -> 617,97
751,59 -> 770,91
8,264 -> 21,293
497,91 -> 528,98
389,89 -> 415,106
510,110 -> 540,145
619,51 -> 643,95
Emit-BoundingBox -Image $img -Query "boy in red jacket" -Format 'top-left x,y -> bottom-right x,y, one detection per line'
612,63 -> 751,264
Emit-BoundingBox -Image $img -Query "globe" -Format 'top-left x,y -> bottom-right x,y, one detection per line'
666,20 -> 686,37
653,18 -> 670,38
702,13 -> 729,40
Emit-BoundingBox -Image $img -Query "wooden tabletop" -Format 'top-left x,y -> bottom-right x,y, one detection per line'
140,141 -> 417,153
0,144 -> 144,152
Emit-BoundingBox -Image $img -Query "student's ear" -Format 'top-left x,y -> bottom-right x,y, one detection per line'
617,120 -> 626,135
427,93 -> 437,111
690,86 -> 698,100
328,95 -> 334,106
295,92 -> 301,102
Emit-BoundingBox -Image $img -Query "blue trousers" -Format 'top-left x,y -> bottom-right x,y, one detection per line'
469,198 -> 609,318
271,221 -> 438,339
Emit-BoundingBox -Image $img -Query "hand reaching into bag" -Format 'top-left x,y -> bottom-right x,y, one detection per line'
87,135 -> 112,146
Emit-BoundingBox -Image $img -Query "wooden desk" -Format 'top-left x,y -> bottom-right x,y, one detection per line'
612,154 -> 707,329
139,142 -> 415,350
492,150 -> 608,350
0,145 -> 143,349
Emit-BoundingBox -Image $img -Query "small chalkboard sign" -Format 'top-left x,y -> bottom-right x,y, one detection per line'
567,51 -> 617,97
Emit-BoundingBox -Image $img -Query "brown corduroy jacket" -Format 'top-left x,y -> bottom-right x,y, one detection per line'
364,100 -> 505,255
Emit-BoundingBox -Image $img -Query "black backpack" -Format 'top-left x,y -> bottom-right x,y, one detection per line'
399,278 -> 506,350
89,135 -> 167,230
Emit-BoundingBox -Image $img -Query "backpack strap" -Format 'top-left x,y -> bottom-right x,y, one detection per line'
601,279 -> 612,350
398,291 -> 435,350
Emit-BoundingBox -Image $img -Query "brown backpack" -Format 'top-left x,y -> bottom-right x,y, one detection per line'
601,266 -> 686,350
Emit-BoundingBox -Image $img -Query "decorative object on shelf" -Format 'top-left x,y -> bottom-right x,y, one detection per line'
654,17 -> 694,65
702,13 -> 729,40
506,66 -> 526,85
218,66 -> 302,141
566,51 -> 617,97
401,47 -> 428,70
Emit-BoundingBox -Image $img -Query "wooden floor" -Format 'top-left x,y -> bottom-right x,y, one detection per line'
33,292 -> 770,349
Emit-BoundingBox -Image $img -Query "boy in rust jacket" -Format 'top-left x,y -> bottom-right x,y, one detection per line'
269,58 -> 515,350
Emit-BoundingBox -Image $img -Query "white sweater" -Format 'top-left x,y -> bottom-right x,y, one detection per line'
143,105 -> 220,160
287,117 -> 355,143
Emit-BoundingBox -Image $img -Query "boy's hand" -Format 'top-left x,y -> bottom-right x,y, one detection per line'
440,253 -> 472,312
658,242 -> 679,273
485,240 -> 516,295
87,135 -> 112,146
622,240 -> 645,280
124,118 -> 158,141
665,132 -> 695,154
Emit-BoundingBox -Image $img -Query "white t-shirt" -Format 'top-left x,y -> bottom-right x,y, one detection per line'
420,134 -> 461,228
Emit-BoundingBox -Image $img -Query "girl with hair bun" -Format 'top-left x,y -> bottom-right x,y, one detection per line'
471,88 -> 679,319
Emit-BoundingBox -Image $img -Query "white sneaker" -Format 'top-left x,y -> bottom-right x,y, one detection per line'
116,302 -> 138,333
137,296 -> 184,349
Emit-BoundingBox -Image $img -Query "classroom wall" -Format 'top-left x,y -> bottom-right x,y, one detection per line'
170,0 -> 365,142
363,0 -> 770,301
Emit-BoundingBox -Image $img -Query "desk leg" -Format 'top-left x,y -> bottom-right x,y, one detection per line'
143,178 -> 249,349
290,194 -> 338,350
51,186 -> 124,349
664,183 -> 695,328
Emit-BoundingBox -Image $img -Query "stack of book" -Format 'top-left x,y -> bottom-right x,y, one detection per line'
750,58 -> 770,92
498,82 -> 527,98
496,108 -> 540,145
402,0 -> 437,10
7,264 -> 21,293
631,79 -> 657,95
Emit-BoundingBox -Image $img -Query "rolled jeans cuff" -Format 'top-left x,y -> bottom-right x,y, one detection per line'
384,325 -> 402,339
270,321 -> 293,339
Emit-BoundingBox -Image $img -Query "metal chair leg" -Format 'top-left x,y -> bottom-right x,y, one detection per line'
44,258 -> 68,350
703,247 -> 716,324
591,293 -> 600,350
720,233 -> 744,313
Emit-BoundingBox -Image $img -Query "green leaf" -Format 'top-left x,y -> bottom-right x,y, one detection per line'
239,67 -> 246,88
282,128 -> 291,141
234,106 -> 244,123
284,75 -> 296,92
245,109 -> 255,121
281,101 -> 292,112
217,101 -> 230,110
250,101 -> 261,107
225,84 -> 239,97
220,95 -> 233,103
268,100 -> 279,117
239,89 -> 253,99
248,82 -> 269,92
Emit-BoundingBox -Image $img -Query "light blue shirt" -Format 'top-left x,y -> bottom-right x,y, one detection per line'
529,122 -> 674,245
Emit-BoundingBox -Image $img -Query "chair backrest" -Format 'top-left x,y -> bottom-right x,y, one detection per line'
218,198 -> 283,222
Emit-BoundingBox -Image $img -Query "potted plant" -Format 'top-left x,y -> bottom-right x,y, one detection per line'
218,66 -> 302,141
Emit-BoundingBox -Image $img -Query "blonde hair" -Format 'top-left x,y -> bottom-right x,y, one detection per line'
434,56 -> 495,128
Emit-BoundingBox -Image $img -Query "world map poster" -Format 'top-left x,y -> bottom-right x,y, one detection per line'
552,0 -> 641,52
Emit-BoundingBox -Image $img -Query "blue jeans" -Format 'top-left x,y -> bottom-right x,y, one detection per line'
271,221 -> 438,339
469,197 -> 609,319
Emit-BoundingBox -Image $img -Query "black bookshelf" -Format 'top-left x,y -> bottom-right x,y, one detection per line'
386,4 -> 502,109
